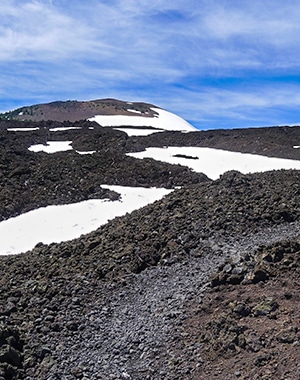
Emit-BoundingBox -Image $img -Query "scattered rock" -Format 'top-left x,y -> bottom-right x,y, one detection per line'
0,120 -> 300,379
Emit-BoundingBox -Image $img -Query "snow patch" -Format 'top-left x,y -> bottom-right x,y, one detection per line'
127,146 -> 300,180
49,127 -> 82,131
127,109 -> 142,114
76,150 -> 96,155
113,127 -> 165,136
0,185 -> 172,255
7,128 -> 40,132
28,141 -> 73,153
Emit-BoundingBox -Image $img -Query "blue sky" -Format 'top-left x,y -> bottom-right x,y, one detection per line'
1,0 -> 300,129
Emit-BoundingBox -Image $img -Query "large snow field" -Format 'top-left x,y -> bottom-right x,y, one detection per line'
127,146 -> 300,180
89,108 -> 197,133
0,185 -> 172,255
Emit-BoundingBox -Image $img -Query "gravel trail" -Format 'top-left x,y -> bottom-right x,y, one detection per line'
37,221 -> 300,380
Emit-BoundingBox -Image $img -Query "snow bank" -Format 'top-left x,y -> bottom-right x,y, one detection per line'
127,146 -> 300,180
0,185 -> 172,255
89,108 -> 197,133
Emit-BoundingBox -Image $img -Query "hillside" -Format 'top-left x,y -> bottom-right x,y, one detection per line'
0,99 -> 159,122
0,100 -> 299,379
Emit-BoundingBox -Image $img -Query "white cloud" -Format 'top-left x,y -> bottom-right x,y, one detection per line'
1,1 -> 300,71
1,4 -> 299,55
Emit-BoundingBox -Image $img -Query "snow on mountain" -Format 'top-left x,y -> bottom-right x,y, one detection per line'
27,141 -> 300,181
89,108 -> 197,135
1,98 -> 300,257
1,141 -> 300,255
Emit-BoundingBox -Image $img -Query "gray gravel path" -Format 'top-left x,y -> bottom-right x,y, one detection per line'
39,221 -> 300,380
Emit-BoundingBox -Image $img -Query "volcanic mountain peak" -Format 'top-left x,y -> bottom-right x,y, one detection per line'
1,98 -> 160,120
0,98 -> 197,134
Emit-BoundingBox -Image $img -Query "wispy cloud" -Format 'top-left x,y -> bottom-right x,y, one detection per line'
1,0 -> 300,128
0,0 -> 101,61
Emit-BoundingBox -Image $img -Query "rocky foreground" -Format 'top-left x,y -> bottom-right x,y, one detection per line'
0,118 -> 300,379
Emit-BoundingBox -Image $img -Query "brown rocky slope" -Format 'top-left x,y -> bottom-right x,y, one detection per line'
0,99 -> 158,123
